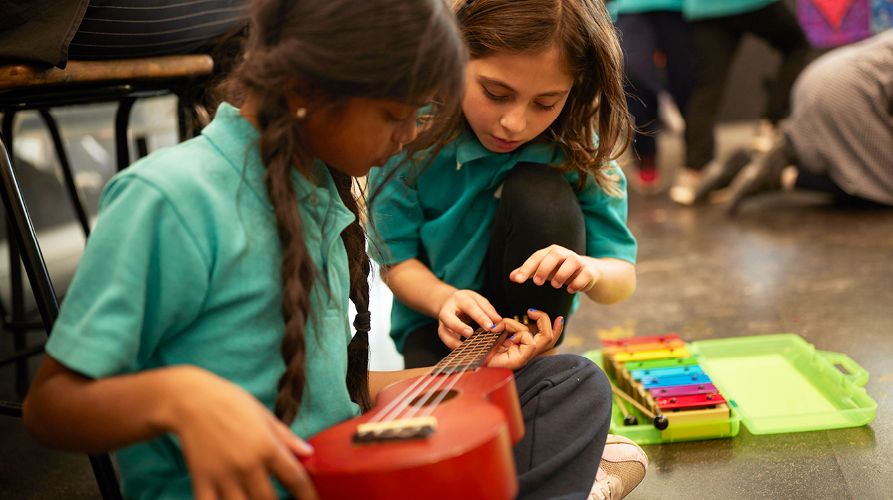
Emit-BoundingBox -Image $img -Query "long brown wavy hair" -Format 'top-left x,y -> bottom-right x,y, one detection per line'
447,0 -> 633,194
224,0 -> 465,423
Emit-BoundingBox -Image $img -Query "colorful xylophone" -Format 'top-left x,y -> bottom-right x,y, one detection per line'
602,334 -> 730,430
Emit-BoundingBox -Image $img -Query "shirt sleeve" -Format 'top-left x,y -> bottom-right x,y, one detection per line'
573,164 -> 638,264
45,174 -> 211,379
366,158 -> 425,267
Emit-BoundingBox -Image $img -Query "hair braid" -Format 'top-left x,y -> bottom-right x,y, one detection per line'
256,93 -> 315,425
330,168 -> 373,412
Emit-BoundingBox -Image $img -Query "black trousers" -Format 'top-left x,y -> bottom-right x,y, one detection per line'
684,1 -> 811,170
403,163 -> 586,368
616,11 -> 697,159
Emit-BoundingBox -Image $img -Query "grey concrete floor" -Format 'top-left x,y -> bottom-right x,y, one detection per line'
1,115 -> 892,499
558,127 -> 893,499
562,189 -> 893,500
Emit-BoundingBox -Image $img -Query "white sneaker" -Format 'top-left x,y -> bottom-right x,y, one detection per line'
668,167 -> 700,205
589,475 -> 621,500
588,435 -> 648,500
751,119 -> 781,153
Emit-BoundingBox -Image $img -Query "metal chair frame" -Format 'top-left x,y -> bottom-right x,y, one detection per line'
0,55 -> 214,500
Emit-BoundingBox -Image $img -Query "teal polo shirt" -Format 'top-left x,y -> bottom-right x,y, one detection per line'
45,103 -> 360,500
368,130 -> 637,352
682,0 -> 777,20
609,0 -> 683,17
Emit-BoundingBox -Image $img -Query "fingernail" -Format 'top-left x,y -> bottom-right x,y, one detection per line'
561,317 -> 565,324
510,334 -> 516,339
528,308 -> 537,312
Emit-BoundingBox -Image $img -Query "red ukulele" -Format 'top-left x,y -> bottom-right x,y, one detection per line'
301,328 -> 524,500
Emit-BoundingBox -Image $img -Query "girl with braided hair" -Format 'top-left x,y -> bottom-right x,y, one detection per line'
21,0 -> 474,498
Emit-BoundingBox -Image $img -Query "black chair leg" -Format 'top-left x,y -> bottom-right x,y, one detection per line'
90,455 -> 124,500
10,225 -> 29,399
1,137 -> 124,500
1,111 -> 33,399
37,108 -> 91,238
115,97 -> 137,171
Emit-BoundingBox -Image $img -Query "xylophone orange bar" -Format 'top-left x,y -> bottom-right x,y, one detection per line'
602,339 -> 687,356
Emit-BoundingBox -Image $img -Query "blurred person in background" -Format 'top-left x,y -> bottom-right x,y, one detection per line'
608,0 -> 697,194
672,0 -> 811,205
723,29 -> 893,215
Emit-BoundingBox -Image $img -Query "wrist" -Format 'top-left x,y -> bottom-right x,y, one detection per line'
431,283 -> 459,318
580,258 -> 604,293
152,365 -> 216,436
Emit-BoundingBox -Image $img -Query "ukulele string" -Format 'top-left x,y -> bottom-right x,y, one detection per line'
391,347 -> 472,421
397,370 -> 461,421
365,329 -> 499,425
412,369 -> 466,421
366,348 -> 462,425
409,334 -> 490,421
364,366 -> 441,424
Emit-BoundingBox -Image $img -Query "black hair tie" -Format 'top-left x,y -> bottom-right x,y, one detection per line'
353,311 -> 371,335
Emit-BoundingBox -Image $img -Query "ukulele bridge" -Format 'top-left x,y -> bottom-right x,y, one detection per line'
353,417 -> 439,444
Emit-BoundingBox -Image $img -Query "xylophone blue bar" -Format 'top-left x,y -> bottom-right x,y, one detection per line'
630,365 -> 704,380
640,372 -> 711,389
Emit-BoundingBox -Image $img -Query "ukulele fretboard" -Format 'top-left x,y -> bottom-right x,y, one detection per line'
434,328 -> 507,374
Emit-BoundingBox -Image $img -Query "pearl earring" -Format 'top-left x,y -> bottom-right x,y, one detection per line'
295,107 -> 307,119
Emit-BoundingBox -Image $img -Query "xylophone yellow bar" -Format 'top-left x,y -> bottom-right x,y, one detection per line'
611,348 -> 692,363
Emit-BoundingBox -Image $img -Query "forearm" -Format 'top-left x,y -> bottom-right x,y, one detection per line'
23,356 -> 212,453
582,257 -> 636,304
381,258 -> 456,319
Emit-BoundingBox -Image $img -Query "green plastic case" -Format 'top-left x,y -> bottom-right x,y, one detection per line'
584,333 -> 877,444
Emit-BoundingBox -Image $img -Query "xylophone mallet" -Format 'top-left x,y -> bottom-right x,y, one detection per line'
610,381 -> 670,430
613,392 -> 639,426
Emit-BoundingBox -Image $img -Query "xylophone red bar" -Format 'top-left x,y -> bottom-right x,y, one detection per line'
600,333 -> 679,347
603,339 -> 687,356
656,393 -> 727,410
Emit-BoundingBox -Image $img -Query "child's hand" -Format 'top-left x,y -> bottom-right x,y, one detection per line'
510,244 -> 602,294
487,309 -> 564,371
437,289 -> 502,350
170,371 -> 319,500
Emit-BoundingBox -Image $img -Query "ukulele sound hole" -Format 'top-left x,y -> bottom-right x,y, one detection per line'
410,389 -> 459,407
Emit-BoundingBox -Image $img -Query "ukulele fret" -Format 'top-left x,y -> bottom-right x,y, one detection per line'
435,328 -> 505,373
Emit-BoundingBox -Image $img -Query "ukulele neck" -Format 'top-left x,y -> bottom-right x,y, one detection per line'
433,328 -> 510,375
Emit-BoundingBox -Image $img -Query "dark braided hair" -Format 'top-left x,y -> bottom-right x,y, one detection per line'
226,0 -> 465,422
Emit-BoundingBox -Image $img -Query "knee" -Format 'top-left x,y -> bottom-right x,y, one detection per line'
571,355 -> 611,399
500,163 -> 581,224
545,354 -> 612,399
